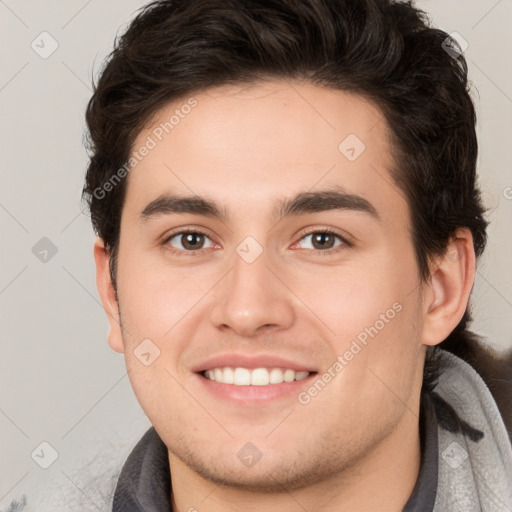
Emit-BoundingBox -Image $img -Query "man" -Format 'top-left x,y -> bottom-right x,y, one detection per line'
82,0 -> 512,510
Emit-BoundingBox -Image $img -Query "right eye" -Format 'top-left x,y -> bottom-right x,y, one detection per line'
163,229 -> 215,255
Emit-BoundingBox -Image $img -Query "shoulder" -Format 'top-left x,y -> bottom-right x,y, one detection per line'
438,339 -> 512,442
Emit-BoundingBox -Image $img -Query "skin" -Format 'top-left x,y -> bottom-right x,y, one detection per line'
94,80 -> 475,511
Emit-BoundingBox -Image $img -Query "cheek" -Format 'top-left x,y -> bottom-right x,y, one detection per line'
287,248 -> 418,343
288,247 -> 422,396
116,248 -> 216,343
124,362 -> 185,437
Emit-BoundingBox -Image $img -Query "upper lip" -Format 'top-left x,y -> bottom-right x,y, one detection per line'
192,353 -> 318,373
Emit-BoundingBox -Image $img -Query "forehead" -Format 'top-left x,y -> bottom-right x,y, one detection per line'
123,80 -> 406,224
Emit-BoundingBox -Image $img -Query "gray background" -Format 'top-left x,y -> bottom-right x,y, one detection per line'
1,0 -> 511,509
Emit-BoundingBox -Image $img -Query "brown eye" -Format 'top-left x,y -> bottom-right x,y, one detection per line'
297,230 -> 346,252
181,233 -> 205,250
166,231 -> 214,252
311,233 -> 337,250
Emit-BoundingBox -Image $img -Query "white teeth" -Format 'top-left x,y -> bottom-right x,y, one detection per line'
251,368 -> 270,386
203,367 -> 311,385
269,368 -> 283,384
223,367 -> 234,384
283,369 -> 295,383
233,367 -> 251,386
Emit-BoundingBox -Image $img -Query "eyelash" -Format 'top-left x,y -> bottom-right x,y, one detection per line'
162,227 -> 351,257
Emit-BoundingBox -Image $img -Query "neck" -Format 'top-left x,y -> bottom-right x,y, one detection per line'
169,403 -> 422,512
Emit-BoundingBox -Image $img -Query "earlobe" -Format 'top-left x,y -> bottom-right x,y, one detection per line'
93,237 -> 125,353
421,228 -> 476,347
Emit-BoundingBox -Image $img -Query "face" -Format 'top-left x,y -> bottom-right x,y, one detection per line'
106,80 -> 429,490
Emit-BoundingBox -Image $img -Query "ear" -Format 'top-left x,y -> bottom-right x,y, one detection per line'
93,237 -> 125,353
421,228 -> 476,347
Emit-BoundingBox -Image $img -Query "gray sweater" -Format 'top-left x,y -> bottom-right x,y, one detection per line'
432,350 -> 512,510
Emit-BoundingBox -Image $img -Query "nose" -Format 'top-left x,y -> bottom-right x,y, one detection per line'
209,244 -> 295,337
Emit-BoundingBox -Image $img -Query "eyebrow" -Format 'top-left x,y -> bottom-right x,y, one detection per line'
139,185 -> 380,223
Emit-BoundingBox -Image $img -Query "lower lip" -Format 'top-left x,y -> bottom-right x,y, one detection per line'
194,372 -> 317,405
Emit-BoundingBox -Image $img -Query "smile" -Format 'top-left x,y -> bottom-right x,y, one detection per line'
202,367 -> 311,386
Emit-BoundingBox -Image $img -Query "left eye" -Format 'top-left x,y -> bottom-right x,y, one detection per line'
166,231 -> 214,251
296,231 -> 345,251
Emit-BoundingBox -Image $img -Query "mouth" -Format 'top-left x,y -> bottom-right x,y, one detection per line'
192,354 -> 318,404
200,366 -> 314,386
